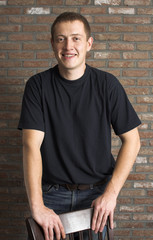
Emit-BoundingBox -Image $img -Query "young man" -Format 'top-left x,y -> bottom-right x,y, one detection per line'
18,12 -> 141,240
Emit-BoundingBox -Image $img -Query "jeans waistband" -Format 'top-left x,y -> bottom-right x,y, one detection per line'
53,178 -> 108,191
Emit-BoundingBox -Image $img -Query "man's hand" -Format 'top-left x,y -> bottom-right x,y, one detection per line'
32,205 -> 66,240
91,190 -> 117,233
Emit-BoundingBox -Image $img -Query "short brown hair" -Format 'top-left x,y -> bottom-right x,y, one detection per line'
51,12 -> 91,40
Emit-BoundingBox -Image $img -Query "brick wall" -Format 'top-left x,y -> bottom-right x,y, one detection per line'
0,0 -> 153,239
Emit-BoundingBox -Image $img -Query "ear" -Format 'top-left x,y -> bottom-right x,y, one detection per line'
87,37 -> 93,52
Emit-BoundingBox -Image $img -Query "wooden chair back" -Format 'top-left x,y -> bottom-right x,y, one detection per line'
26,208 -> 114,240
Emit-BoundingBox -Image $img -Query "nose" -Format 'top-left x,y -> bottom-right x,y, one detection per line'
64,38 -> 73,50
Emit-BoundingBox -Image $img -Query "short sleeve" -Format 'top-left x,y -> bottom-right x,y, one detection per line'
18,76 -> 45,132
108,74 -> 141,135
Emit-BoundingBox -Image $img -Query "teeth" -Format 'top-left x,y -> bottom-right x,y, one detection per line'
63,54 -> 75,57
65,55 -> 74,57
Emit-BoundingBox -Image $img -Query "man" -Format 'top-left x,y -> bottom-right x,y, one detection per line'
18,12 -> 141,240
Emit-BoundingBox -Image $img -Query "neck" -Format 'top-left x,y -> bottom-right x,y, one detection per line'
58,64 -> 86,80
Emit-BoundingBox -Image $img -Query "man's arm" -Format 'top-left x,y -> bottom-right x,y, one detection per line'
22,129 -> 65,240
91,127 -> 141,233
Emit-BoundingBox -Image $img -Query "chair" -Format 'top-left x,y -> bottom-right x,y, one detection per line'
26,208 -> 114,240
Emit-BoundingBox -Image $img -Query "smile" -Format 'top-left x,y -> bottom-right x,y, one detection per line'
62,54 -> 77,58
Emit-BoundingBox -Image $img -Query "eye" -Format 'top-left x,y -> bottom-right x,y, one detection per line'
74,37 -> 80,41
57,37 -> 65,43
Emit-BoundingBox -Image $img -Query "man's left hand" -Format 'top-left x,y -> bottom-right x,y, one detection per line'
91,190 -> 117,233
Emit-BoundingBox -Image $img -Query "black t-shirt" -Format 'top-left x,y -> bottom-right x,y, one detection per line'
18,64 -> 141,184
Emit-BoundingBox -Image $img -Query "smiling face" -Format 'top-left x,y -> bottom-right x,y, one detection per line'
51,20 -> 93,80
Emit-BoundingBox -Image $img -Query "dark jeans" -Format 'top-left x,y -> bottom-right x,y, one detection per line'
42,181 -> 109,239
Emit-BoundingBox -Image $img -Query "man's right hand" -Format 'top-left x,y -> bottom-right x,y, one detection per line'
32,205 -> 66,240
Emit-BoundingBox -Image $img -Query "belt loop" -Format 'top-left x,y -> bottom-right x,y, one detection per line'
90,184 -> 94,189
54,184 -> 59,190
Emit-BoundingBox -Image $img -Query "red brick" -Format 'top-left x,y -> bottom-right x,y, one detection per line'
86,60 -> 105,68
123,70 -> 149,77
23,42 -> 50,50
134,198 -> 153,204
133,230 -> 153,237
0,69 -> 7,76
95,0 -> 121,4
124,0 -> 151,5
6,86 -> 24,94
0,53 -> 6,59
80,7 -> 106,14
36,52 -> 54,59
140,79 -> 153,86
92,42 -> 106,50
140,114 -> 153,121
109,7 -> 135,14
128,174 -> 146,180
8,0 -> 34,4
109,61 -> 134,68
0,112 -> 20,120
120,189 -> 145,197
95,16 -> 121,23
91,25 -> 106,33
148,190 -> 153,196
137,96 -> 153,103
23,25 -> 50,32
36,16 -> 55,23
140,131 -> 153,139
148,174 -> 153,180
8,33 -> 33,41
137,61 -> 153,68
119,205 -> 144,212
66,0 -> 91,5
0,43 -> 21,50
52,7 -> 78,15
36,33 -> 51,41
140,148 -> 153,156
109,25 -> 134,32
0,35 -> 7,41
124,16 -> 150,24
0,16 -> 7,23
94,52 -> 120,59
138,8 -> 153,14
134,105 -> 148,113
133,214 -> 153,221
0,7 -> 21,15
9,16 -> 34,23
37,0 -> 63,4
23,61 -> 49,68
109,43 -> 134,50
123,52 -> 148,59
137,43 -> 153,50
120,78 -> 135,86
0,61 -> 21,68
0,25 -> 21,32
124,33 -> 150,42
136,25 -> 153,32
24,7 -> 50,15
134,182 -> 153,188
95,33 -> 121,41
8,69 -> 34,77
9,52 -> 34,59
125,87 -> 149,95
136,165 -> 153,173
118,221 -> 144,228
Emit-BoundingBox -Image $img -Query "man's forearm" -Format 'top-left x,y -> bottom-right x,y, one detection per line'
105,127 -> 141,197
23,138 -> 44,214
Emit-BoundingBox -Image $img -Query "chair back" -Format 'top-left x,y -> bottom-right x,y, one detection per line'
26,208 -> 114,240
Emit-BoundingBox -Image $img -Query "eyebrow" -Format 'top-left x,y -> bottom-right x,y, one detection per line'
56,33 -> 83,37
